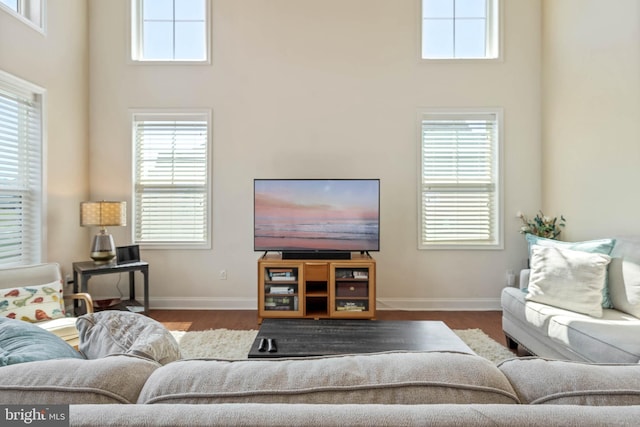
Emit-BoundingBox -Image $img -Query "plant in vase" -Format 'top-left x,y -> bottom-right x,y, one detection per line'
517,211 -> 566,239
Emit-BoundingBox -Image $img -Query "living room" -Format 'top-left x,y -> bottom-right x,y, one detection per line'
2,1 -> 640,425
1,0 -> 638,318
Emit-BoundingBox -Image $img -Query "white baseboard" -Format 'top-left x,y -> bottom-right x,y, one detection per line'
145,297 -> 501,311
376,297 -> 501,311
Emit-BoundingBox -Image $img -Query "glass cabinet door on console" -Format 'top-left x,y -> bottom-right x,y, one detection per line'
258,254 -> 375,323
329,260 -> 376,318
258,262 -> 304,321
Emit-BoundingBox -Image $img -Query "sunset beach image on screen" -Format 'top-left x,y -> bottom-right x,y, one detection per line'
254,180 -> 380,252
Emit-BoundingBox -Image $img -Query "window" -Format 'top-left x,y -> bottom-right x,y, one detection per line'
0,0 -> 44,32
421,0 -> 499,59
418,109 -> 502,249
130,0 -> 210,63
0,71 -> 44,267
132,110 -> 211,248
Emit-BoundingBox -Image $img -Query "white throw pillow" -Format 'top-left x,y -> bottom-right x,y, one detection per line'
526,245 -> 611,318
608,237 -> 640,318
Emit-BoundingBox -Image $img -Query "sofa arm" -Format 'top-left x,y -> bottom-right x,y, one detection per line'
519,269 -> 530,290
64,293 -> 94,314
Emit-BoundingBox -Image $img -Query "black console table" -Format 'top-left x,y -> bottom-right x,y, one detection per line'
72,261 -> 149,315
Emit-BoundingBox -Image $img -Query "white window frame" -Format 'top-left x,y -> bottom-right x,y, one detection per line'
0,0 -> 45,34
420,0 -> 501,61
131,109 -> 212,249
129,0 -> 211,64
417,108 -> 503,250
0,70 -> 46,267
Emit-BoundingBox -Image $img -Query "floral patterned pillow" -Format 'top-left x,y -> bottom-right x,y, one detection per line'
0,280 -> 66,322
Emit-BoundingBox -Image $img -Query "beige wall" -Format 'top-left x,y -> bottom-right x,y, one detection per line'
87,0 -> 542,310
542,0 -> 640,241
0,1 -> 89,281
5,1 -> 636,311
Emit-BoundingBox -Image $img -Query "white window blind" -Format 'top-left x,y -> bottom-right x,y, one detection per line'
132,112 -> 210,247
0,74 -> 43,267
421,0 -> 500,59
419,111 -> 501,248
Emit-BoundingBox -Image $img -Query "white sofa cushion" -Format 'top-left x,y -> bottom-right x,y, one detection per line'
502,287 -> 640,363
499,358 -> 640,405
527,246 -> 611,317
609,237 -> 640,318
138,352 -> 519,405
0,355 -> 159,404
547,313 -> 640,363
68,403 -> 640,426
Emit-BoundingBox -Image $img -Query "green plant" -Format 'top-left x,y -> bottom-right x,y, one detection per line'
517,211 -> 566,239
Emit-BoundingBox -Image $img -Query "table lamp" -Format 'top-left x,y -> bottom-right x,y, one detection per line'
80,201 -> 127,263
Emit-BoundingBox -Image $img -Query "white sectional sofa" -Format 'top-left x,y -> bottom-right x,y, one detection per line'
502,236 -> 640,363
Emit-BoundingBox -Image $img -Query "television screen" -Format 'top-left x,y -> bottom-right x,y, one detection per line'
254,179 -> 380,254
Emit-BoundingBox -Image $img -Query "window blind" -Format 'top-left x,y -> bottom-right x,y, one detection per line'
0,81 -> 42,266
133,115 -> 210,246
420,113 -> 499,247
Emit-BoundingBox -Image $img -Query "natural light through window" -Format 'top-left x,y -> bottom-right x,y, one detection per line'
418,109 -> 502,249
0,71 -> 44,267
131,0 -> 209,62
421,0 -> 499,59
132,111 -> 211,248
0,0 -> 18,11
0,0 -> 44,31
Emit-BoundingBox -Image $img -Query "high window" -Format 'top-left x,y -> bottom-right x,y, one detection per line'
421,0 -> 499,59
0,71 -> 44,267
130,0 -> 210,63
132,111 -> 211,248
418,109 -> 502,249
0,0 -> 44,32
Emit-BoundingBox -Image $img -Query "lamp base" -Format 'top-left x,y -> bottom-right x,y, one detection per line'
90,233 -> 116,264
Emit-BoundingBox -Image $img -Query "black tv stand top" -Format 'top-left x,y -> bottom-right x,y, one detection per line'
281,251 -> 351,260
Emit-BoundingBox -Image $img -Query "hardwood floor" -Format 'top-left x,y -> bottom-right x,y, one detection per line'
149,309 -> 518,355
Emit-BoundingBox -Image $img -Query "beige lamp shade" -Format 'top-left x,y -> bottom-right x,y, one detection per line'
80,201 -> 127,227
80,201 -> 126,263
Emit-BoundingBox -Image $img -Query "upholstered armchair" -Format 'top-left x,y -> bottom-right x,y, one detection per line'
0,263 -> 94,347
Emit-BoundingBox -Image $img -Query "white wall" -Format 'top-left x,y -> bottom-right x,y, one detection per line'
542,0 -> 640,241
87,0 -> 542,310
0,1 -> 89,280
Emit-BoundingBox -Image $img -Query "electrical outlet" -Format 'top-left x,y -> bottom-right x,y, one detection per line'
219,269 -> 228,280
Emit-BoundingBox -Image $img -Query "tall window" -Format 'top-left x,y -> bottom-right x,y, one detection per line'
421,0 -> 499,59
130,0 -> 210,62
0,71 -> 44,267
418,109 -> 502,249
132,111 -> 211,248
0,0 -> 44,31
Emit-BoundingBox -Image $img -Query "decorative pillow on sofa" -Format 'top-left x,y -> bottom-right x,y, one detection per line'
0,317 -> 83,366
525,234 -> 616,308
526,246 -> 611,318
608,237 -> 640,319
76,311 -> 181,365
0,280 -> 66,322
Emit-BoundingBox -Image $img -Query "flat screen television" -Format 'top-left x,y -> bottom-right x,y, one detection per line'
254,179 -> 380,259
